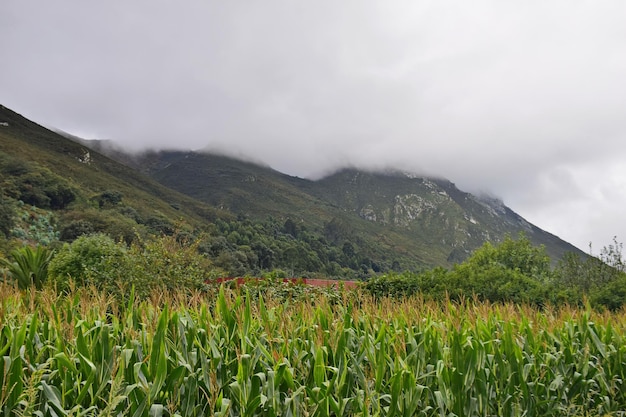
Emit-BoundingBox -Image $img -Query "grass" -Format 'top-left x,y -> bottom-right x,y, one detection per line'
0,283 -> 624,416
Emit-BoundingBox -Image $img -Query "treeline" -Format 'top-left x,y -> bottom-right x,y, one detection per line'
365,235 -> 626,310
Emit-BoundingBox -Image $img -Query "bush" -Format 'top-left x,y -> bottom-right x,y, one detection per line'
125,234 -> 213,298
364,272 -> 420,299
590,274 -> 626,311
59,209 -> 139,244
450,263 -> 547,305
48,234 -> 129,292
0,194 -> 15,237
59,220 -> 95,241
463,234 -> 551,279
48,232 -> 216,299
96,190 -> 123,208
3,167 -> 76,210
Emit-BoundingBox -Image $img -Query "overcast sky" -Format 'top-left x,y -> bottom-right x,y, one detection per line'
2,1 -> 626,253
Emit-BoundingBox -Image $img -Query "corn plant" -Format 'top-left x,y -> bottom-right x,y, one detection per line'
0,285 -> 624,416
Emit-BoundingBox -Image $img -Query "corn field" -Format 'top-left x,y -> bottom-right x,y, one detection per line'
0,284 -> 625,416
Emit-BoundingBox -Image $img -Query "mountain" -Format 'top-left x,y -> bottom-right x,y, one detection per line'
102,147 -> 583,267
0,105 -> 584,277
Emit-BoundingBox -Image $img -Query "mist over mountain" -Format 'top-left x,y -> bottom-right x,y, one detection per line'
78,134 -> 583,265
0,104 -> 589,279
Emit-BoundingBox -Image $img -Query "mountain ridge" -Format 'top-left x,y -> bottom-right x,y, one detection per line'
83,139 -> 583,265
0,104 -> 584,276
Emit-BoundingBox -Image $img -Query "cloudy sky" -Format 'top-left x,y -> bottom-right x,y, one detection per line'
2,1 -> 626,252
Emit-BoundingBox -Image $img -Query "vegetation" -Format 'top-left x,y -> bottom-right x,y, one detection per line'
0,193 -> 15,238
365,234 -> 626,311
48,233 -> 215,299
0,285 -> 624,415
0,245 -> 52,290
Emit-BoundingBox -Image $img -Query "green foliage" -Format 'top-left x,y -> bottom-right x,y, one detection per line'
366,235 -> 626,310
125,234 -> 215,298
48,232 -> 216,298
0,245 -> 53,289
10,206 -> 60,245
0,193 -> 15,237
366,235 -> 551,305
0,157 -> 76,210
590,274 -> 626,311
48,233 -> 129,292
552,237 -> 626,309
462,233 -> 551,278
58,208 -> 139,243
200,217 -> 388,279
96,189 -> 123,208
0,287 -> 625,415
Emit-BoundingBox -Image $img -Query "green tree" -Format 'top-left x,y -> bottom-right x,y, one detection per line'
283,218 -> 298,237
553,238 -> 626,309
554,238 -> 625,292
447,235 -> 551,304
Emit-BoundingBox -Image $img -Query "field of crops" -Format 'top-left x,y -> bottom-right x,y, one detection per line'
0,284 -> 625,416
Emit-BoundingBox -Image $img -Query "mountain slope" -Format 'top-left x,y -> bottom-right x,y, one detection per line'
1,104 -> 583,274
306,169 -> 580,263
118,149 -> 583,266
0,105 -> 225,240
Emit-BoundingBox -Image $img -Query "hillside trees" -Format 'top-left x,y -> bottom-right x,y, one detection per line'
199,216 -> 385,278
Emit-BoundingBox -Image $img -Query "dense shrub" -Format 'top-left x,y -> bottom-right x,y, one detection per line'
3,167 -> 76,210
96,190 -> 123,208
590,275 -> 626,311
48,234 -> 129,292
58,209 -> 138,243
125,234 -> 214,298
59,219 -> 96,241
365,235 -> 626,310
366,235 -> 553,306
0,194 -> 15,237
48,233 -> 216,298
